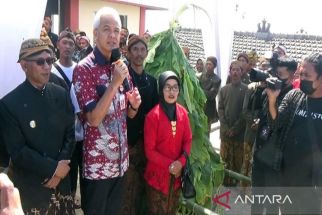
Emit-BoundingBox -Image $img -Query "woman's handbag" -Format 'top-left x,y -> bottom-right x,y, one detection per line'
181,151 -> 196,198
255,129 -> 283,171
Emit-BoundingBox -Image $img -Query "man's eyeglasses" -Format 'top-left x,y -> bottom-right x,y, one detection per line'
26,57 -> 55,66
163,84 -> 179,92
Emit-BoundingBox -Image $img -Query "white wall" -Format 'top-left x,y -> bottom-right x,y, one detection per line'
145,0 -> 236,83
79,0 -> 141,44
0,0 -> 47,98
211,0 -> 236,83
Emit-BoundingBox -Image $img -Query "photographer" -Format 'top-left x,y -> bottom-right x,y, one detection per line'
266,53 -> 322,214
251,56 -> 297,214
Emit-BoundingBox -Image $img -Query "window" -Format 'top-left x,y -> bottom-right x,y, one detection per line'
120,15 -> 127,28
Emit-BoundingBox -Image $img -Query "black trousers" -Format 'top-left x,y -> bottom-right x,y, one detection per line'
70,141 -> 85,211
70,141 -> 84,194
251,156 -> 281,215
83,176 -> 125,215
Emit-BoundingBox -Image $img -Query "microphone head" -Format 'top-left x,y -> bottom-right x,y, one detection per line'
111,48 -> 121,63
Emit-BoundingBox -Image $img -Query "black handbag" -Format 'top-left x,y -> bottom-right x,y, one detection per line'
181,151 -> 196,199
255,129 -> 283,171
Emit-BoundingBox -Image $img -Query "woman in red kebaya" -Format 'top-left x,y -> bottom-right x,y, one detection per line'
144,71 -> 192,215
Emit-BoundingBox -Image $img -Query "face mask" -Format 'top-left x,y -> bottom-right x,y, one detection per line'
300,80 -> 316,95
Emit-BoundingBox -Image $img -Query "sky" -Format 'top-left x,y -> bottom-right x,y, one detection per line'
146,0 -> 322,36
145,0 -> 223,56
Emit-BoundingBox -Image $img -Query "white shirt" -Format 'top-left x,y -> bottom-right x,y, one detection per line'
52,61 -> 76,82
51,60 -> 84,141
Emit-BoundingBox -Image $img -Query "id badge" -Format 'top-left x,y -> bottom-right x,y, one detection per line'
120,94 -> 126,110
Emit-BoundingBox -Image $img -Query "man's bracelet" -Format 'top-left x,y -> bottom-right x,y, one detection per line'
129,104 -> 138,112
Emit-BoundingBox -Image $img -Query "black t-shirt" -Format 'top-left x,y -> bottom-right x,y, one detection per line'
282,97 -> 322,186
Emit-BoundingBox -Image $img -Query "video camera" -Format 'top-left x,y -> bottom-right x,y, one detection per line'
249,68 -> 282,90
268,51 -> 279,77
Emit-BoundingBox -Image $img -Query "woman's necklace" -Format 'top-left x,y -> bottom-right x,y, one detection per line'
171,121 -> 176,136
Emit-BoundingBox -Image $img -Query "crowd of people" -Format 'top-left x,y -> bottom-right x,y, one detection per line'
0,4 -> 322,215
196,44 -> 322,214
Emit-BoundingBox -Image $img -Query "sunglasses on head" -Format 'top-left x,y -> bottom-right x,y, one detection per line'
26,57 -> 55,66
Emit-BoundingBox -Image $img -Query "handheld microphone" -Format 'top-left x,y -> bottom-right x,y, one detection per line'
111,48 -> 130,92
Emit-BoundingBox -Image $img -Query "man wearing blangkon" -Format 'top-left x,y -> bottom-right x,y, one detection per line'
120,36 -> 158,215
199,56 -> 221,134
73,7 -> 141,215
0,39 -> 75,214
267,53 -> 322,214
